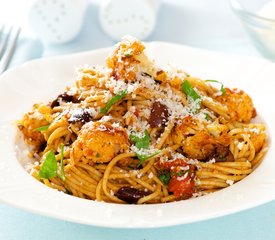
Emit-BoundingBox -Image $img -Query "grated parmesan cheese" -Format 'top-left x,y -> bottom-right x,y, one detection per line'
237,141 -> 244,150
148,172 -> 154,179
176,171 -> 189,181
207,158 -> 216,164
226,179 -> 234,186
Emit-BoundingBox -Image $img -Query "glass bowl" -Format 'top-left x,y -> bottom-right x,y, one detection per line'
230,0 -> 275,61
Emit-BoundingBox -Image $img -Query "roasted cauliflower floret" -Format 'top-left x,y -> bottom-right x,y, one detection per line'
215,88 -> 256,123
72,121 -> 129,164
172,117 -> 231,160
181,131 -> 228,160
154,68 -> 186,91
106,36 -> 145,82
17,104 -> 51,148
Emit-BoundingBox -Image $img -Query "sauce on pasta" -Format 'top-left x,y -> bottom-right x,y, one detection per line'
17,36 -> 268,204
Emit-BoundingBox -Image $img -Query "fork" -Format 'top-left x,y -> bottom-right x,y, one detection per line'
0,24 -> 20,74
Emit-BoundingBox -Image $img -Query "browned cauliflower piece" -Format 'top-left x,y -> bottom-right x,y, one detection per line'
181,131 -> 229,160
215,88 -> 256,123
106,37 -> 145,82
154,69 -> 186,91
17,104 -> 51,148
172,116 -> 231,160
72,121 -> 129,164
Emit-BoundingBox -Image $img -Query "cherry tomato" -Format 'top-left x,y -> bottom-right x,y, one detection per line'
156,158 -> 196,198
168,175 -> 195,198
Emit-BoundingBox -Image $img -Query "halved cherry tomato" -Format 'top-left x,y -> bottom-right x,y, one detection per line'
168,175 -> 195,198
156,158 -> 196,198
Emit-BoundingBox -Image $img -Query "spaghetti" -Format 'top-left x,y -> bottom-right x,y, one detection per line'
17,36 -> 268,204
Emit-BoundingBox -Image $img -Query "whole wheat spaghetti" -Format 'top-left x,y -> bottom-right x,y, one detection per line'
17,36 -> 267,204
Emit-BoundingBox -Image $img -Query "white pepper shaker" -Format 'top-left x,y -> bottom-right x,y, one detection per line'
99,0 -> 160,40
28,0 -> 88,44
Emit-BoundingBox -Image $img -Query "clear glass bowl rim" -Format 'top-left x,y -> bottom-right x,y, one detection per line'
230,0 -> 275,25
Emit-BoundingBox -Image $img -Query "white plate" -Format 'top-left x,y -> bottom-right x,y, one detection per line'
0,42 -> 275,228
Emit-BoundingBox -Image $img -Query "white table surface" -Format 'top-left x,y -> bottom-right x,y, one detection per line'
1,0 -> 274,239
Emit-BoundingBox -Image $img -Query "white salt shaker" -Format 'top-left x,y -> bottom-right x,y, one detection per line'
28,0 -> 88,44
99,0 -> 160,40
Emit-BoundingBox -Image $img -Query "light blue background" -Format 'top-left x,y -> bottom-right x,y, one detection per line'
1,1 -> 274,239
2,201 -> 275,240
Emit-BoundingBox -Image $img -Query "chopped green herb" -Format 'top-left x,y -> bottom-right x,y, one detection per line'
35,125 -> 50,132
96,153 -> 100,158
124,49 -> 133,57
182,80 -> 201,101
38,147 -> 66,181
130,130 -> 160,166
205,113 -> 212,121
205,80 -> 226,95
159,171 -> 171,186
100,90 -> 127,114
60,144 -> 66,181
175,170 -> 189,177
38,150 -> 58,179
182,80 -> 202,111
35,113 -> 64,132
137,150 -> 161,167
130,130 -> 150,149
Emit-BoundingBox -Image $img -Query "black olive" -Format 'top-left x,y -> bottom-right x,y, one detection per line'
68,109 -> 93,124
51,92 -> 79,108
115,186 -> 151,204
149,101 -> 169,128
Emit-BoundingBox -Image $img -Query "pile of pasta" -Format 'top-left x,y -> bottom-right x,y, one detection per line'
18,36 -> 268,204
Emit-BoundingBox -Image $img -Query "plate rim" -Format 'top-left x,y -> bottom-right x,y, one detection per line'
0,42 -> 275,228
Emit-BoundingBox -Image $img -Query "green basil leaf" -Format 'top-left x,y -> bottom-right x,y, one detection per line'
124,53 -> 131,57
35,125 -> 50,132
205,113 -> 212,121
38,150 -> 58,179
60,144 -> 66,181
176,170 -> 189,177
205,79 -> 226,95
136,150 -> 161,167
35,113 -> 64,133
130,130 -> 150,149
182,80 -> 202,111
100,90 -> 127,114
124,49 -> 133,57
182,80 -> 201,101
159,171 -> 171,186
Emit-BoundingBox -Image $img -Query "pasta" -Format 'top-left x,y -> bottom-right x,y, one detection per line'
17,36 -> 268,204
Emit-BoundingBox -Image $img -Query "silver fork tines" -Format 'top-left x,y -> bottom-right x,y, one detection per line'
0,24 -> 20,74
